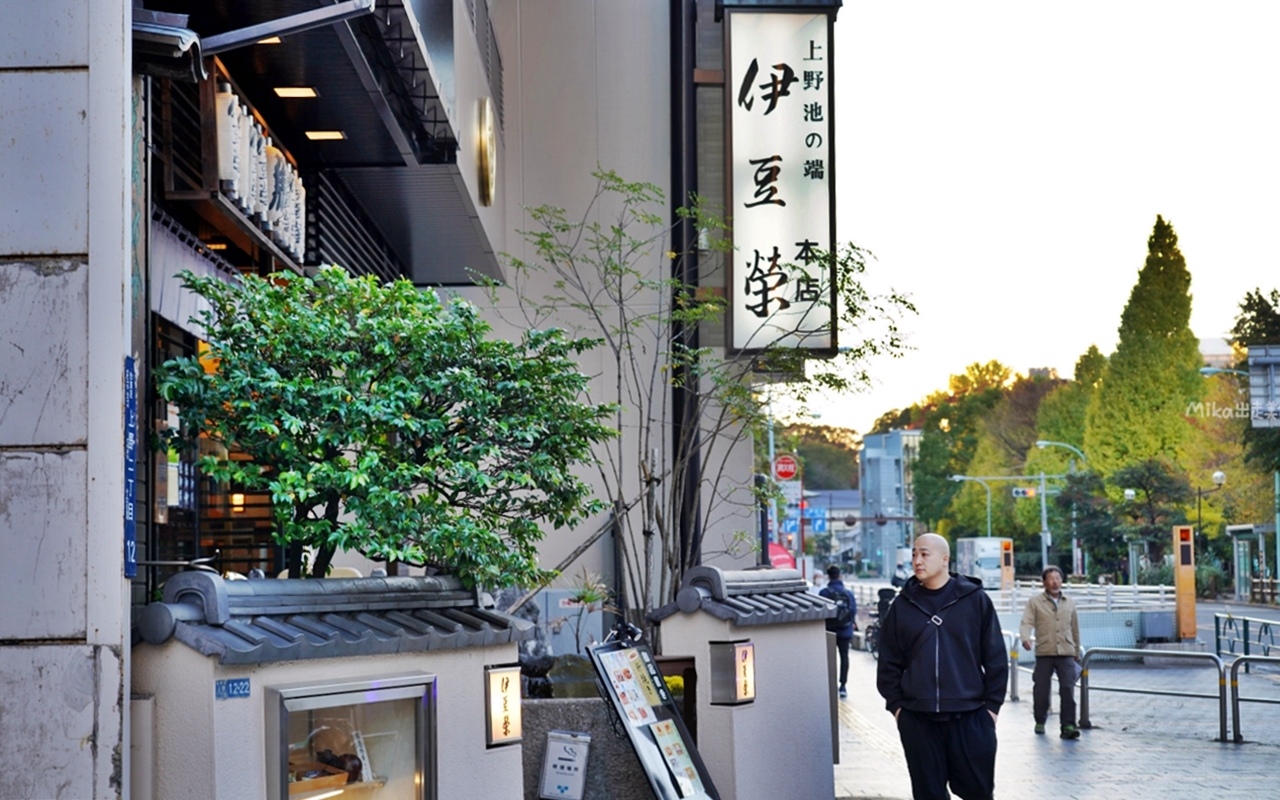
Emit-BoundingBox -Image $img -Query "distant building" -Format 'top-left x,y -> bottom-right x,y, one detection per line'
1028,367 -> 1056,379
1200,336 -> 1235,369
858,430 -> 922,574
804,489 -> 861,563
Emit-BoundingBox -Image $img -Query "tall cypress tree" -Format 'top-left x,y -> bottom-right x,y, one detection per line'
1084,216 -> 1204,475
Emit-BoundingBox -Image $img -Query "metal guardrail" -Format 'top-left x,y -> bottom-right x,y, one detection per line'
1215,613 -> 1279,673
1229,655 -> 1280,743
1077,647 -> 1227,742
1250,578 -> 1279,604
1001,630 -> 1022,702
989,582 -> 1175,614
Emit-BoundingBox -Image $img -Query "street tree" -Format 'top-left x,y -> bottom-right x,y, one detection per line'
1230,287 -> 1280,472
155,267 -> 616,584
912,362 -> 1010,529
1054,472 -> 1121,577
1084,216 -> 1203,475
488,170 -> 913,623
1110,459 -> 1191,563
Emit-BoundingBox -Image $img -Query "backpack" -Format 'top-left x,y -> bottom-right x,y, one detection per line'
820,587 -> 854,632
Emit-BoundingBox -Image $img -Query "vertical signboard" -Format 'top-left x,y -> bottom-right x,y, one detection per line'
124,356 -> 138,578
726,10 -> 836,354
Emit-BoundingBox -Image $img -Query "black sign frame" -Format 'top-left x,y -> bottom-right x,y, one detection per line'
587,639 -> 720,800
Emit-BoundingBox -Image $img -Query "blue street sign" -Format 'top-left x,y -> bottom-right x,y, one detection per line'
124,357 -> 137,579
781,518 -> 800,534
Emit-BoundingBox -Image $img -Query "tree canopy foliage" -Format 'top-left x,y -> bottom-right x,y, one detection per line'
155,266 -> 616,585
1085,216 -> 1203,475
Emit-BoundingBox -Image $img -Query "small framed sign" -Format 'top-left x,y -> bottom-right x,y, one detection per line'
485,664 -> 523,747
539,730 -> 590,800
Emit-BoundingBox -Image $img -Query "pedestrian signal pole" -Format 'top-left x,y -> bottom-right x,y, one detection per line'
1039,471 -> 1050,572
1173,525 -> 1196,640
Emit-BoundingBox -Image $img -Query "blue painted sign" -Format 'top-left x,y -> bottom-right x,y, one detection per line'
780,517 -> 800,534
215,678 -> 251,700
124,357 -> 137,578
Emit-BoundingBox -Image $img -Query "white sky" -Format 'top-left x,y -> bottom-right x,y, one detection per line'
810,2 -> 1280,433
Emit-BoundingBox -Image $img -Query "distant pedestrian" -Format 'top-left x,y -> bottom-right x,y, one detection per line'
1019,565 -> 1082,739
878,534 -> 1007,800
820,564 -> 857,699
891,562 -> 910,587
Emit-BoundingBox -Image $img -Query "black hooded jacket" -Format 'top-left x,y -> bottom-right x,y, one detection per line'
876,572 -> 1008,716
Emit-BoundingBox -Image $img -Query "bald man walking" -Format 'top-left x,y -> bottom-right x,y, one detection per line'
877,534 -> 1008,800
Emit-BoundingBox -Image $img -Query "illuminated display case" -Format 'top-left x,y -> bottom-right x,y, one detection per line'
266,675 -> 437,800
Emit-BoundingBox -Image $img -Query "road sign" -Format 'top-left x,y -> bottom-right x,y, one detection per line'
1012,487 -> 1037,498
778,480 -> 803,508
780,517 -> 800,534
773,454 -> 800,481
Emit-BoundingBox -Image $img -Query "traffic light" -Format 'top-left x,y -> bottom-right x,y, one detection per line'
1011,487 -> 1037,498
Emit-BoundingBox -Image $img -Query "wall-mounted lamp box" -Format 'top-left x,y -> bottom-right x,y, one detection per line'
264,674 -> 438,800
709,641 -> 755,705
485,664 -> 523,746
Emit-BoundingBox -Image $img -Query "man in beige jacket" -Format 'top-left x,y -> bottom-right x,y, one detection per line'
1019,565 -> 1082,739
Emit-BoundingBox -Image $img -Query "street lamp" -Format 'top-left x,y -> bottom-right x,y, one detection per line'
1122,488 -> 1140,585
1036,440 -> 1088,575
949,475 -> 992,537
1195,470 -> 1227,558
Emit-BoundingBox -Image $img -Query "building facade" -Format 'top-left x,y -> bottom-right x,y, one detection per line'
0,1 -> 844,794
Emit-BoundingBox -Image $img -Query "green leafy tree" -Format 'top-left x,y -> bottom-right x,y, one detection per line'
783,424 -> 860,490
1084,216 -> 1203,475
913,362 -> 1010,529
1055,472 -> 1121,577
1110,459 -> 1191,563
155,266 -> 616,584
1230,288 -> 1280,472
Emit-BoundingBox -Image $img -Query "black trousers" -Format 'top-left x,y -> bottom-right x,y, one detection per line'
896,708 -> 997,800
1032,655 -> 1078,726
836,637 -> 851,687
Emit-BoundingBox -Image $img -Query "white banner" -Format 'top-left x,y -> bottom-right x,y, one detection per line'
727,11 -> 835,353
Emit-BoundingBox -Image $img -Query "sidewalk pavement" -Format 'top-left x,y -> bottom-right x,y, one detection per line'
834,647 -> 1280,799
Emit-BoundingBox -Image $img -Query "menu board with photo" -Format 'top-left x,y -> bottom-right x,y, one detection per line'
587,641 -> 719,800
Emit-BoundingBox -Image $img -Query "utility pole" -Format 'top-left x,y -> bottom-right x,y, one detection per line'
1039,471 -> 1050,571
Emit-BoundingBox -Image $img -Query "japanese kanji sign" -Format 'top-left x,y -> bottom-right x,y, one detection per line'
727,11 -> 836,353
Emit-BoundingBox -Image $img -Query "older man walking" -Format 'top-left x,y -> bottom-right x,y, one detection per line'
1020,565 -> 1082,738
878,533 -> 1008,800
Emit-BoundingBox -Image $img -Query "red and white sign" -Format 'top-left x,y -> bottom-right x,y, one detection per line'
773,454 -> 800,481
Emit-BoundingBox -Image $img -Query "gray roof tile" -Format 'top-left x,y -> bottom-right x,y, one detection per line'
137,572 -> 534,664
648,565 -> 838,627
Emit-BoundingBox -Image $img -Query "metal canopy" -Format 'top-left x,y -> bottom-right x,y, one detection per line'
147,0 -> 501,284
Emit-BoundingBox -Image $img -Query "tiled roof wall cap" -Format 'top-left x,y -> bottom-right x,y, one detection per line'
141,572 -> 474,646
682,565 -> 808,601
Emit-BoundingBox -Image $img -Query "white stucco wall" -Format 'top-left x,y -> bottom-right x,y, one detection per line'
132,642 -> 526,799
0,1 -> 131,797
658,612 -> 836,800
446,0 -> 754,619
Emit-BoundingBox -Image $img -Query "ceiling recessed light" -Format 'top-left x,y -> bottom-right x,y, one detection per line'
257,36 -> 282,45
274,87 -> 318,98
305,131 -> 346,141
205,242 -> 228,251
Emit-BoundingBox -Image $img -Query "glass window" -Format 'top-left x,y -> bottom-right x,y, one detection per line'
270,677 -> 435,800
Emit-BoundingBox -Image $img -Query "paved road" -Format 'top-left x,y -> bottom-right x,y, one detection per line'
834,634 -> 1280,799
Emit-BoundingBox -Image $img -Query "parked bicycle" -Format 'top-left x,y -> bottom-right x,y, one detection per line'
864,587 -> 898,660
